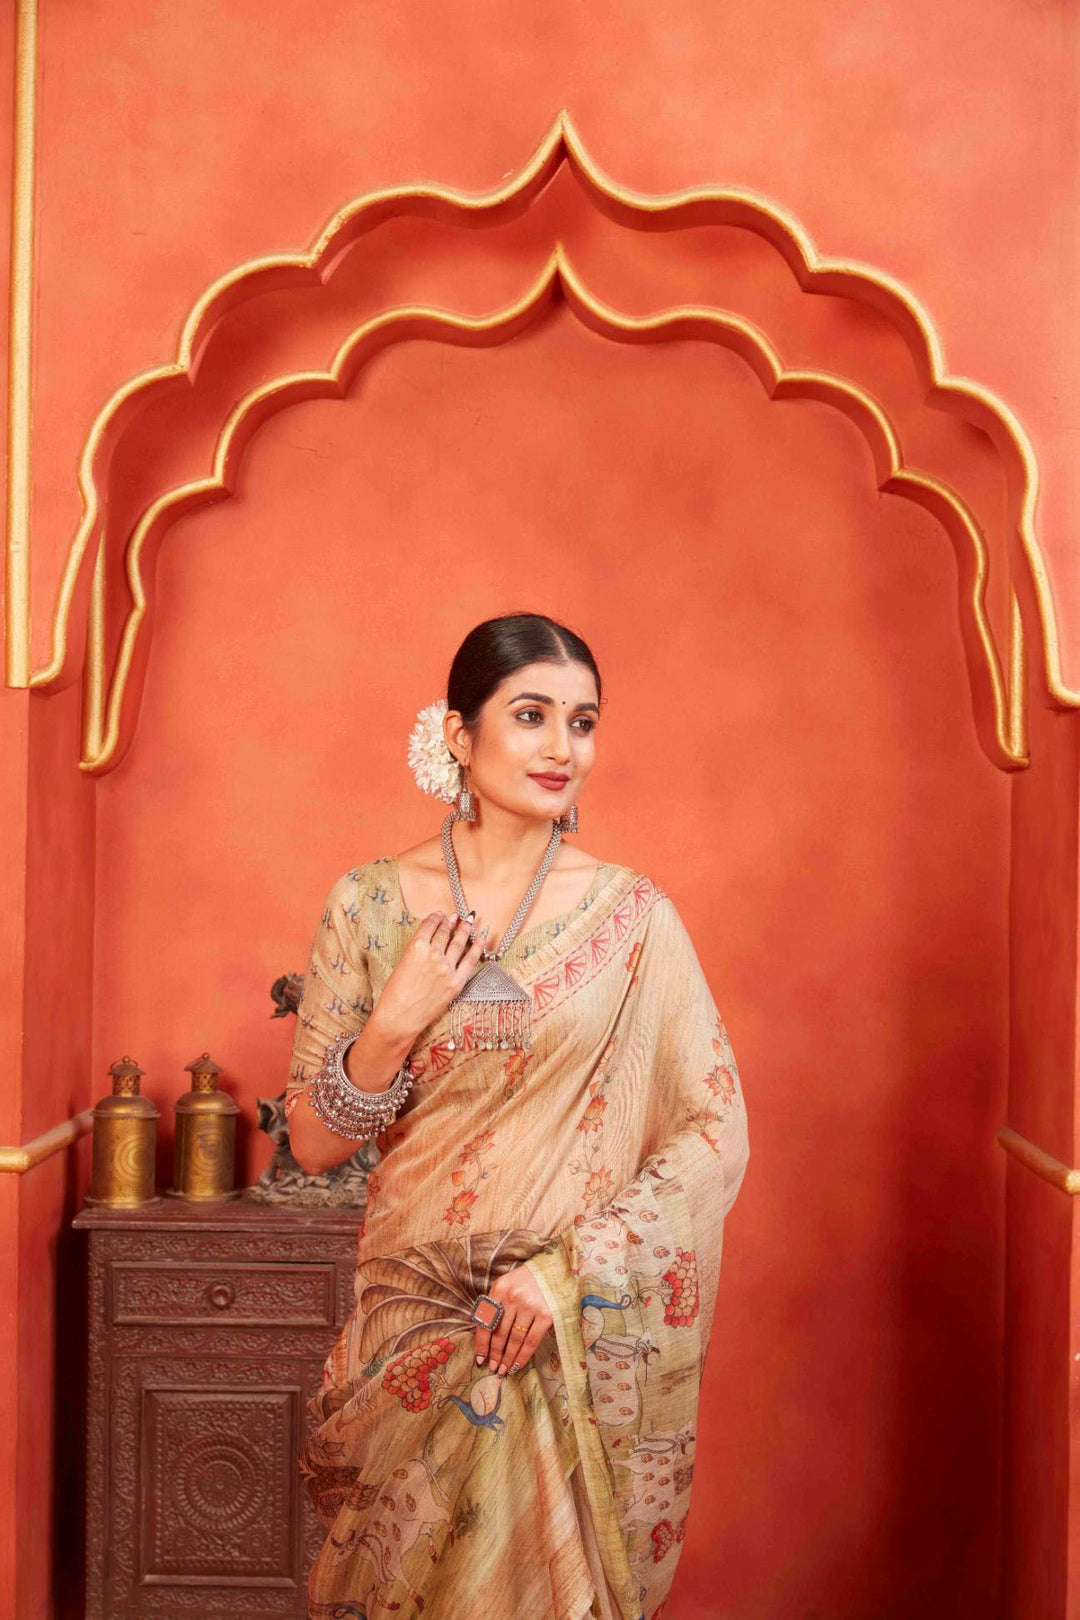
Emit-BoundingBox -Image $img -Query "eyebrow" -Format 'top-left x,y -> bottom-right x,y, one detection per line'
506,691 -> 600,714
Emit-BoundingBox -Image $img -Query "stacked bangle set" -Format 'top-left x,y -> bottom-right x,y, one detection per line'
307,1027 -> 416,1138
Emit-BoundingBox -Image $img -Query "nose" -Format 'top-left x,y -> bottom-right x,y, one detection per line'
543,720 -> 573,765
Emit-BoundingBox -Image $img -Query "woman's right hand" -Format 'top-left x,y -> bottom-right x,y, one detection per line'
369,911 -> 489,1046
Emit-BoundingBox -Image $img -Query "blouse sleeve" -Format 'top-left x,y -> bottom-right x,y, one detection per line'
285,867 -> 374,1121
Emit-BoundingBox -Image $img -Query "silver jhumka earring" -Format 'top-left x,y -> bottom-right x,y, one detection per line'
556,803 -> 579,833
451,761 -> 477,822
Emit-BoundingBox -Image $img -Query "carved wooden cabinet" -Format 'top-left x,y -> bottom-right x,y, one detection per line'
72,1197 -> 361,1620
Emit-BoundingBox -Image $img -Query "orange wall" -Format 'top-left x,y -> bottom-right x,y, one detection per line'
4,3 -> 1079,1616
1003,689 -> 1080,1615
94,287 -> 1013,1614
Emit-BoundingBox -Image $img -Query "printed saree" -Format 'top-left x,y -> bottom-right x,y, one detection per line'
285,855 -> 750,1620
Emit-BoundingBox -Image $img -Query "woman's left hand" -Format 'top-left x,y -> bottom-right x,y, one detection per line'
472,1264 -> 554,1377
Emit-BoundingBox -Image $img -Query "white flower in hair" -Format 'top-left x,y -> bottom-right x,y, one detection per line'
407,698 -> 460,802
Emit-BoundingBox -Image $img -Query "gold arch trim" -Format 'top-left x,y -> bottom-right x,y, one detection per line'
11,109 -> 1062,768
76,249 -> 1029,774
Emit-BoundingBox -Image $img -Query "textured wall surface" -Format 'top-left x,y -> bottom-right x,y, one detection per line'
2,3 -> 1077,1616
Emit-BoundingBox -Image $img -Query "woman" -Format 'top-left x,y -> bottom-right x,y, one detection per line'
287,612 -> 750,1620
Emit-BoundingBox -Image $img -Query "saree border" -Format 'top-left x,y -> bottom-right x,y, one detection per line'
403,864 -> 660,1089
527,1240 -> 643,1620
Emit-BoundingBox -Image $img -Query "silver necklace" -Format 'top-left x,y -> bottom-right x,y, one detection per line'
440,812 -> 562,1052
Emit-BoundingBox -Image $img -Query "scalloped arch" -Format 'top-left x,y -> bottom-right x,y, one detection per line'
70,250 -> 1027,774
22,112 -> 1053,772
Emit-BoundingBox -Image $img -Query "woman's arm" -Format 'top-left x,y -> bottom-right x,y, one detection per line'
285,866 -> 489,1175
288,1007 -> 417,1174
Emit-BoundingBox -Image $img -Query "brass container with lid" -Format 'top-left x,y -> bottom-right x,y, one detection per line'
86,1056 -> 160,1208
171,1053 -> 240,1201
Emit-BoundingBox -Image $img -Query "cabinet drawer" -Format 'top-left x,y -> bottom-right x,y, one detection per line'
110,1261 -> 337,1327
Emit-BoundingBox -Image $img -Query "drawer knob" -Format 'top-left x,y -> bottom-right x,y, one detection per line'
206,1282 -> 235,1311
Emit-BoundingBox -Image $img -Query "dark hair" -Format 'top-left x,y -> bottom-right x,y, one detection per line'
447,613 -> 602,730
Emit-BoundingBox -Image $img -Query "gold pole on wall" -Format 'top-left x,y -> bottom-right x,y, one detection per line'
0,1110 -> 94,1175
997,1126 -> 1080,1195
5,0 -> 38,687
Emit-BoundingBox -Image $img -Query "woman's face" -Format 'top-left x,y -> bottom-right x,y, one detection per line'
448,660 -> 599,822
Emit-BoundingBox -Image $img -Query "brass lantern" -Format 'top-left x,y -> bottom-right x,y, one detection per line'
171,1053 -> 240,1201
86,1056 -> 159,1208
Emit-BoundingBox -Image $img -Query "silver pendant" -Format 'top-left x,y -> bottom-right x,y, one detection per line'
449,956 -> 533,1052
440,811 -> 559,1054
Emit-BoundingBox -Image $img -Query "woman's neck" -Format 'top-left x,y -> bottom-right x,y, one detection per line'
445,812 -> 558,886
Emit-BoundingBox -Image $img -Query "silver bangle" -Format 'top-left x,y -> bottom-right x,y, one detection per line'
307,1028 -> 416,1139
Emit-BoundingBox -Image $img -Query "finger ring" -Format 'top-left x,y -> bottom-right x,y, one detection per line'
510,1361 -> 521,1370
470,1293 -> 504,1332
511,1321 -> 527,1334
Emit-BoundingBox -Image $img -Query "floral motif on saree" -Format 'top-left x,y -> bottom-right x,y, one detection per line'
287,857 -> 750,1620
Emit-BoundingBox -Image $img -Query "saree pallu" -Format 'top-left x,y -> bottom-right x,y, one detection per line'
286,857 -> 750,1620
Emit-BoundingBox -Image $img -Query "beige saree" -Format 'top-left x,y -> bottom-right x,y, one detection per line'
285,855 -> 750,1620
